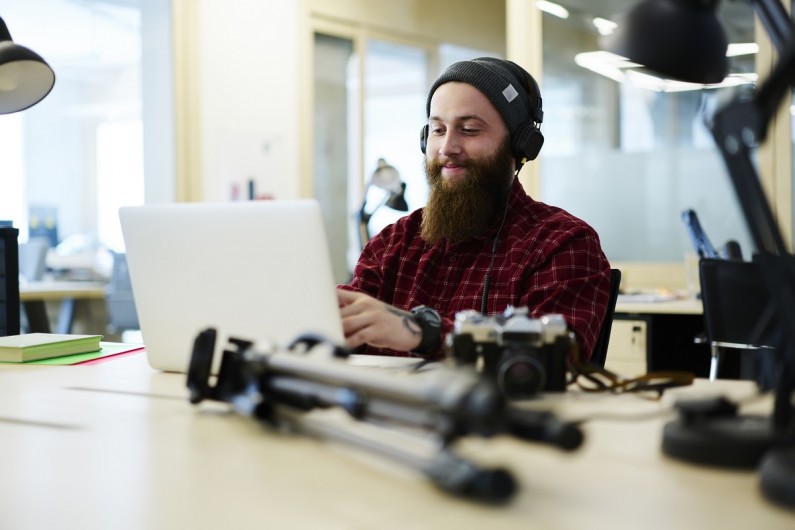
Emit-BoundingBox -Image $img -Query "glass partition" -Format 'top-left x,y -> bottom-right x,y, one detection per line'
0,0 -> 171,257
539,1 -> 756,267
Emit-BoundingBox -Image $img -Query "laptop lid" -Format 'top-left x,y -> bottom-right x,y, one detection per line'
119,199 -> 344,373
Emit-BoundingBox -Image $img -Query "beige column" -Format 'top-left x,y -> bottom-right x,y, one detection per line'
505,0 -> 543,197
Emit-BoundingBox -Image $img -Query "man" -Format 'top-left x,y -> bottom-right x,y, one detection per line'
337,57 -> 610,362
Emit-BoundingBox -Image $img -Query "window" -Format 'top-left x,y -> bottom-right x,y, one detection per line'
539,1 -> 756,265
0,0 -> 171,257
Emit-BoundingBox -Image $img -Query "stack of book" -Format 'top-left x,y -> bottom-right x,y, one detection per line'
0,333 -> 103,363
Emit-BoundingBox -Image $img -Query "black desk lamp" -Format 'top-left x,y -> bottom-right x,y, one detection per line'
0,15 -> 55,336
357,158 -> 409,249
0,16 -> 55,114
604,0 -> 795,509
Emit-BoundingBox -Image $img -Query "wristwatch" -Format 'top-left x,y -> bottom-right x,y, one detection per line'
410,305 -> 442,355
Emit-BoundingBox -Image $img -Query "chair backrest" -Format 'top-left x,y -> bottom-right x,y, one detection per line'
105,251 -> 139,333
699,258 -> 772,347
590,268 -> 622,367
18,237 -> 49,282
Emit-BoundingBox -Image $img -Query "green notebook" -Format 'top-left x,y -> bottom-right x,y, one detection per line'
0,333 -> 103,363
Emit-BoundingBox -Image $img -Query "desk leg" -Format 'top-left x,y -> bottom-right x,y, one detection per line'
22,301 -> 51,333
56,299 -> 76,334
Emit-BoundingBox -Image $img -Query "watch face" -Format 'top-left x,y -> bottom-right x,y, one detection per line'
425,309 -> 442,326
414,306 -> 441,327
411,306 -> 442,355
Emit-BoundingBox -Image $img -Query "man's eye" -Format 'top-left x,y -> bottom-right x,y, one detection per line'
430,128 -> 445,135
462,128 -> 480,134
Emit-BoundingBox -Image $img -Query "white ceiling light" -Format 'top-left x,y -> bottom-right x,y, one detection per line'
536,1 -> 569,19
726,43 -> 759,57
575,50 -> 757,92
593,17 -> 617,36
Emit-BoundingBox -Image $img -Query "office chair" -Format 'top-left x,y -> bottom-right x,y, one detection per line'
699,258 -> 774,380
18,237 -> 49,282
590,268 -> 622,368
105,251 -> 140,338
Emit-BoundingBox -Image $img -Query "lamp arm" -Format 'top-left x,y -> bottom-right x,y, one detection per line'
357,198 -> 370,225
709,0 -> 795,255
753,38 -> 795,143
707,0 -> 795,429
357,188 -> 392,250
751,0 -> 793,52
711,99 -> 787,254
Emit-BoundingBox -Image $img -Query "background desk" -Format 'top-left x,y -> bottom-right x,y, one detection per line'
610,297 -> 711,378
20,281 -> 107,334
615,298 -> 703,316
0,353 -> 791,529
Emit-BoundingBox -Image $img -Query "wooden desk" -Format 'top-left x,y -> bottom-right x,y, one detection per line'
0,353 -> 791,529
616,297 -> 703,315
20,281 -> 106,334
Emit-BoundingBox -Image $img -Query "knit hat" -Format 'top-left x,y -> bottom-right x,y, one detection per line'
425,57 -> 544,160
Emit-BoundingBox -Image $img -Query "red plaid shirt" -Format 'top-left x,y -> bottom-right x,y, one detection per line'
343,179 -> 611,360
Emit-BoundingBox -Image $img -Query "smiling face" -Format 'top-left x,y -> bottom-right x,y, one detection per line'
420,82 -> 517,244
425,81 -> 514,185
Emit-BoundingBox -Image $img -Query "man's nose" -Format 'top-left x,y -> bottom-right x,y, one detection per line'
438,131 -> 461,157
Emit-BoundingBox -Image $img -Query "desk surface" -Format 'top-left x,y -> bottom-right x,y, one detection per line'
19,280 -> 106,302
0,353 -> 791,529
616,297 -> 703,315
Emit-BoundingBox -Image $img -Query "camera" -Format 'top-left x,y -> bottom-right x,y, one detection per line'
449,307 -> 574,399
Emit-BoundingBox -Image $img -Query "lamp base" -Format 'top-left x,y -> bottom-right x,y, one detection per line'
662,414 -> 794,469
760,447 -> 795,510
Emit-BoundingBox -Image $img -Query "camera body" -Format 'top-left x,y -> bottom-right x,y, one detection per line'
450,308 -> 573,399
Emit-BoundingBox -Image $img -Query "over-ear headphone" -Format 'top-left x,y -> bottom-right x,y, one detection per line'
420,124 -> 429,155
420,58 -> 544,163
505,62 -> 544,162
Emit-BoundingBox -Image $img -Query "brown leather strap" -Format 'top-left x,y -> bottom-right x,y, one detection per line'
567,345 -> 695,398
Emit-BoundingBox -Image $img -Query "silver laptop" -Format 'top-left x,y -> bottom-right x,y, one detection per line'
119,199 -> 345,373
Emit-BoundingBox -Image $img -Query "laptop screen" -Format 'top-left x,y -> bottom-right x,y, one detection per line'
119,199 -> 344,373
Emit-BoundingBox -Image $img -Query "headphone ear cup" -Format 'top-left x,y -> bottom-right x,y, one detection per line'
512,123 -> 544,161
420,125 -> 428,154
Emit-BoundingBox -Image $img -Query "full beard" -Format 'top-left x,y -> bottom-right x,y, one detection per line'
421,141 -> 515,245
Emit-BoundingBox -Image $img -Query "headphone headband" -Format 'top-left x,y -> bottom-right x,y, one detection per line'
421,57 -> 544,161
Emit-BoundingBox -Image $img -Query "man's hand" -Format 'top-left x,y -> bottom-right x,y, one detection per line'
337,289 -> 422,352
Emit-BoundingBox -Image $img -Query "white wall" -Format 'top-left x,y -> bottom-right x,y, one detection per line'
142,0 -> 176,204
188,0 -> 505,203
196,0 -> 303,201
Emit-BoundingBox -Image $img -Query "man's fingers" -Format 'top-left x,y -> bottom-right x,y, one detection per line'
336,288 -> 359,306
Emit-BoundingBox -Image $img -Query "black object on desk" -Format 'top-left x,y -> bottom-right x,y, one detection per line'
606,0 -> 795,509
187,328 -> 583,503
699,258 -> 777,383
0,226 -> 21,337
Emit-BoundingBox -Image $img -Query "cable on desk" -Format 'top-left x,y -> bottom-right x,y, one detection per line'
566,342 -> 696,399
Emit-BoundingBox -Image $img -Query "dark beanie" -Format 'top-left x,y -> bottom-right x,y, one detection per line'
425,57 -> 543,140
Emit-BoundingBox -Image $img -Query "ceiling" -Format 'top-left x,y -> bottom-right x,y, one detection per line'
0,0 -> 761,78
1,0 -> 140,70
548,0 -> 755,43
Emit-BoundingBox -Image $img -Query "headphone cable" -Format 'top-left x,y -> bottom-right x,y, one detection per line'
480,174 -> 517,315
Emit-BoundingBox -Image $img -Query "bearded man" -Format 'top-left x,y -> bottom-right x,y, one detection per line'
337,57 -> 611,361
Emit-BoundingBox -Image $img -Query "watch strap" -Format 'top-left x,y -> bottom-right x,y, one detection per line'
410,305 -> 442,355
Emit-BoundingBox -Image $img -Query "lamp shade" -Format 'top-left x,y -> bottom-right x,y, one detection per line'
601,0 -> 729,84
370,158 -> 403,195
385,182 -> 409,212
0,16 -> 55,114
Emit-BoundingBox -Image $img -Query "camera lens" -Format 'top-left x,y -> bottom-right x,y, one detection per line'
497,354 -> 545,399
